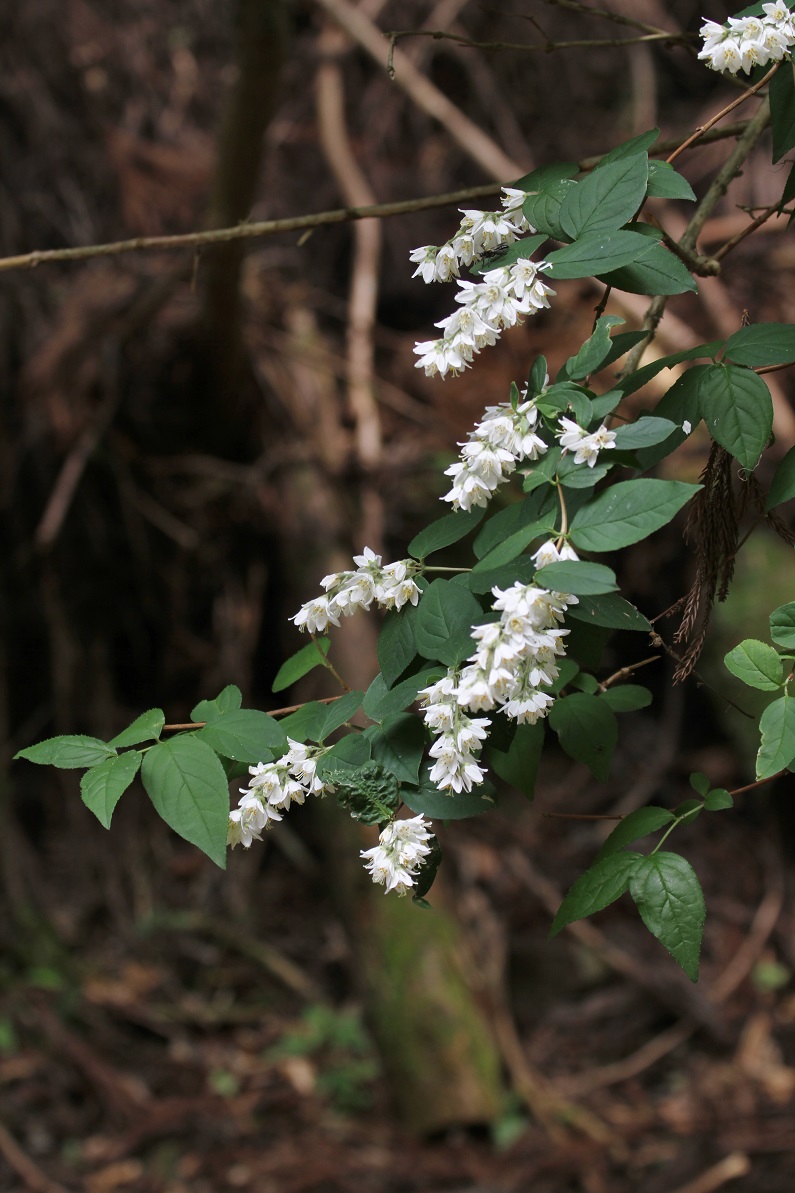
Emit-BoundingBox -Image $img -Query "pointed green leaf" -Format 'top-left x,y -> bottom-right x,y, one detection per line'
472,519 -> 552,572
488,721 -> 544,798
522,179 -> 578,239
548,692 -> 618,781
109,709 -> 165,749
645,160 -> 696,201
757,695 -> 795,779
594,806 -> 675,863
699,364 -> 773,470
408,507 -> 485,560
770,60 -> 795,162
599,240 -> 697,295
770,601 -> 795,649
317,690 -> 364,739
689,771 -> 710,797
378,609 -> 417,688
635,366 -> 709,470
473,493 -> 548,559
569,479 -> 699,552
363,668 -> 442,723
534,560 -> 618,595
612,416 -> 677,450
454,557 -> 537,593
402,770 -> 495,820
616,344 -> 721,398
724,639 -> 785,690
724,322 -> 795,367
277,701 -> 329,743
191,685 -> 242,723
629,852 -> 705,981
704,788 -> 733,811
546,230 -> 655,279
550,852 -> 643,936
511,161 -> 580,191
316,733 -> 372,780
141,737 -> 230,868
599,684 -> 653,712
766,445 -> 795,510
197,709 -> 287,762
567,592 -> 651,631
564,315 -> 625,380
559,153 -> 648,239
413,580 -> 482,667
597,333 -> 649,373
271,638 -> 330,693
14,736 -> 116,770
596,129 -> 659,166
80,751 -> 142,828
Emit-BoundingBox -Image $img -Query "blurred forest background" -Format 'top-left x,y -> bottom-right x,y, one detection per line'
3,1 -> 795,1190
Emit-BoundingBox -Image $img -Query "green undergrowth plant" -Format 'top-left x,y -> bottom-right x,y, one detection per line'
15,4 -> 795,983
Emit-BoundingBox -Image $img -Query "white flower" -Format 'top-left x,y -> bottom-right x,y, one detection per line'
361,814 -> 434,895
419,672 -> 491,794
292,552 -> 422,631
441,391 -> 549,511
682,420 -> 692,435
698,5 -> 795,73
557,418 -> 616,468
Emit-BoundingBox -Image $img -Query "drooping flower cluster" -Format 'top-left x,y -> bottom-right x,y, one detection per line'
360,814 -> 434,895
227,739 -> 331,848
291,547 -> 421,634
557,416 -> 617,468
413,259 -> 555,379
698,5 -> 795,74
419,673 -> 491,794
418,544 -> 578,794
442,388 -> 549,511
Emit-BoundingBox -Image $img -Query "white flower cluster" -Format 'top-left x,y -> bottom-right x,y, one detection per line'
291,547 -> 421,634
409,189 -> 531,282
442,389 -> 548,511
419,543 -> 579,793
227,738 -> 330,848
419,673 -> 491,793
698,4 -> 795,73
413,259 -> 555,379
557,416 -> 617,468
360,814 -> 434,895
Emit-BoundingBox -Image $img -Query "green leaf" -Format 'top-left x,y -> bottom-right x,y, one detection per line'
550,852 -> 643,936
559,153 -> 648,239
14,735 -> 116,770
277,701 -> 329,743
454,557 -> 537,593
363,668 -> 443,723
704,788 -> 733,811
80,751 -> 142,828
141,737 -> 230,868
594,806 -> 675,863
724,639 -> 785,691
318,690 -> 364,739
690,771 -> 710,797
568,592 -> 651,631
473,493 -> 548,559
528,355 -> 549,397
724,322 -> 795,367
770,601 -> 795,649
699,364 -> 772,470
546,230 -> 655,280
634,366 -> 709,470
612,416 -> 677,450
534,560 -> 618,595
757,695 -> 795,779
488,721 -> 544,797
599,684 -> 653,712
615,344 -> 721,398
596,129 -> 659,166
316,733 -> 372,780
109,709 -> 164,749
413,580 -> 482,667
402,778 -> 495,821
548,692 -> 618,781
378,610 -> 417,687
597,333 -> 648,373
191,685 -> 242,723
599,240 -> 697,296
366,714 -> 426,785
408,506 -> 485,560
766,445 -> 795,510
511,161 -> 580,191
629,852 -> 705,981
537,382 -> 592,424
770,60 -> 795,162
271,638 -> 330,693
522,179 -> 578,240
645,160 -> 696,201
197,709 -> 287,762
557,458 -> 612,490
472,519 -> 552,572
564,315 -> 625,380
569,479 -> 699,552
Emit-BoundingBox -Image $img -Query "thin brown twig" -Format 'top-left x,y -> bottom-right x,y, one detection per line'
540,0 -> 674,37
600,655 -> 660,690
386,27 -> 688,58
160,693 -> 345,732
713,199 -> 786,260
667,63 -> 779,165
